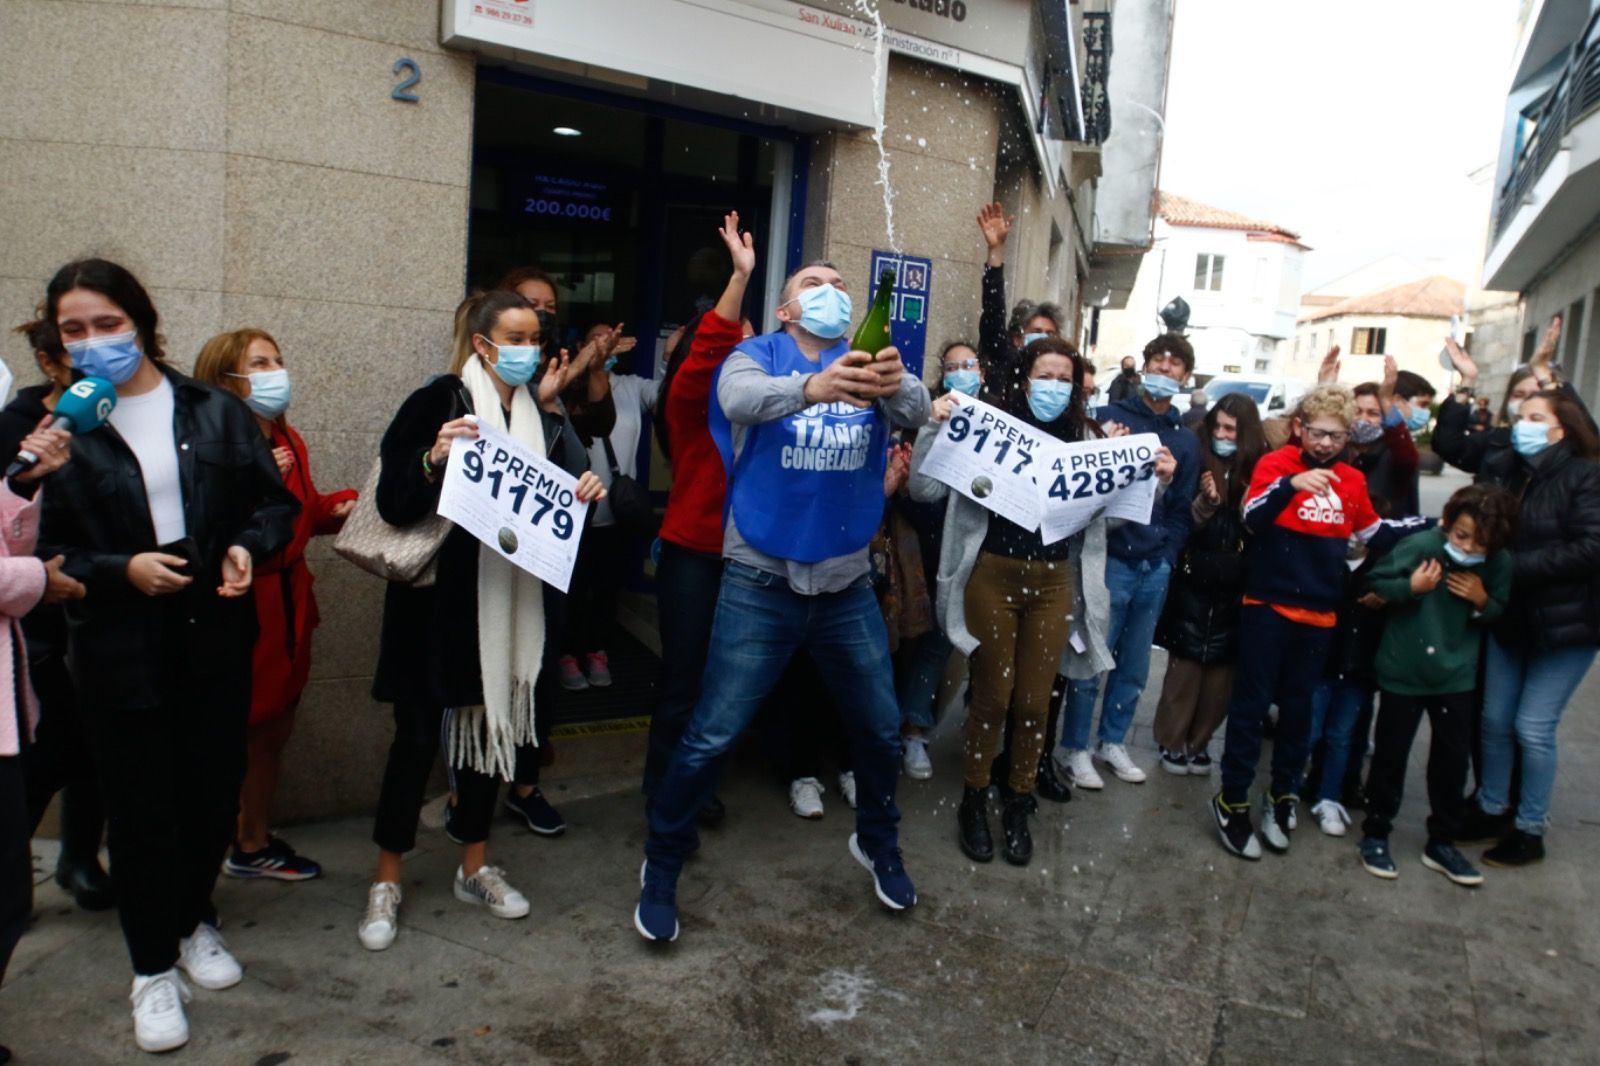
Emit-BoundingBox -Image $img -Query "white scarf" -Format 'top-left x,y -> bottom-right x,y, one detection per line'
447,355 -> 547,779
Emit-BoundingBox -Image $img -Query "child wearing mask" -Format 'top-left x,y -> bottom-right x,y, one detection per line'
1355,484 -> 1514,885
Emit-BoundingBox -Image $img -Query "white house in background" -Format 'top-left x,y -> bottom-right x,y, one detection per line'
1094,192 -> 1308,382
1289,275 -> 1466,397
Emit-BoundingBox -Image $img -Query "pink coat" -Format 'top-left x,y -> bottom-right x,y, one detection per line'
0,483 -> 45,756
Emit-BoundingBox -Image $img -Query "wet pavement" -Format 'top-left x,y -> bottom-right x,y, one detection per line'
4,475 -> 1596,1065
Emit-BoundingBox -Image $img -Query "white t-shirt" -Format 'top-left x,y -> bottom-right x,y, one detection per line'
585,373 -> 658,528
108,377 -> 187,543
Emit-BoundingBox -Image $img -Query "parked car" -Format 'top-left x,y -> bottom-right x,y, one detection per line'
1202,375 -> 1308,417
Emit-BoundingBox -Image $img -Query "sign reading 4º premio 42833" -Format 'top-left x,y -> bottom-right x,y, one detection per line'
1036,432 -> 1162,544
437,423 -> 589,592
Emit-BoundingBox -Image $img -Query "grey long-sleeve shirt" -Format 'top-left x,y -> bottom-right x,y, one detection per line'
716,349 -> 931,594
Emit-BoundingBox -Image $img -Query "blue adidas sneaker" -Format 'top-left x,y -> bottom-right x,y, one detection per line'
848,833 -> 917,911
634,860 -> 679,942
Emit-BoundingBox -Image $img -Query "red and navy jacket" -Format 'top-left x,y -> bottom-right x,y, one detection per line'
1241,445 -> 1396,612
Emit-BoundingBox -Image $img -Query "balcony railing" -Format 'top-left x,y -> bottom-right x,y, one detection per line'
1082,11 -> 1112,146
1495,7 -> 1600,239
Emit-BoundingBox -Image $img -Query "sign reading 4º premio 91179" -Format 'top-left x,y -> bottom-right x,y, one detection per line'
437,423 -> 589,593
918,394 -> 1044,530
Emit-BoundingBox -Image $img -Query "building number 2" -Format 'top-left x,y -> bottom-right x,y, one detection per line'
392,58 -> 420,103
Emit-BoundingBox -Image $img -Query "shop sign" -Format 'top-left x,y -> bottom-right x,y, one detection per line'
869,249 -> 932,377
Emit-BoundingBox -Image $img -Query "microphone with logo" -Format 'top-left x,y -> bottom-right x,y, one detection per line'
5,376 -> 118,479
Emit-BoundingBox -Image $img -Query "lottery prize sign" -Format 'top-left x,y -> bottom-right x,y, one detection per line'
1036,433 -> 1162,544
437,423 -> 589,592
917,395 -> 1044,530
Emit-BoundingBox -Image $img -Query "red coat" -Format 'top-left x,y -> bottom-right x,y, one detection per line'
249,424 -> 356,724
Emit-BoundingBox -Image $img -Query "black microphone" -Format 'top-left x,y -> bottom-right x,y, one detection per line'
5,376 -> 118,478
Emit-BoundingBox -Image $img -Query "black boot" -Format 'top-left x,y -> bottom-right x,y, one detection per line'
1482,828 -> 1544,867
1033,755 -> 1072,804
957,787 -> 994,863
1001,795 -> 1033,866
696,794 -> 727,828
1457,801 -> 1511,844
54,782 -> 114,912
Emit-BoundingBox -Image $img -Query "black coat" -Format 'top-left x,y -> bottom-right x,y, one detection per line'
1476,440 -> 1600,653
371,376 -> 594,707
37,367 -> 299,709
1155,496 -> 1245,665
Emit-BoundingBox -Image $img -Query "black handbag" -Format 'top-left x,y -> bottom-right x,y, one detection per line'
600,436 -> 657,535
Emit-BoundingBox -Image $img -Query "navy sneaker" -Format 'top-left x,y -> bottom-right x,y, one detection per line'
1359,836 -> 1398,880
848,833 -> 917,911
506,787 -> 566,836
1422,840 -> 1484,886
223,836 -> 321,881
634,860 -> 679,942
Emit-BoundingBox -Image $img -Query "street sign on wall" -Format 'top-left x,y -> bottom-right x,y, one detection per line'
869,249 -> 933,378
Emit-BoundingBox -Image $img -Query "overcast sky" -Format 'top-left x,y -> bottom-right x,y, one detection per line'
1159,0 -> 1522,290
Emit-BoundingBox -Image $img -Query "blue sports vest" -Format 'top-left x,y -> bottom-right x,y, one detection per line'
709,332 -> 890,564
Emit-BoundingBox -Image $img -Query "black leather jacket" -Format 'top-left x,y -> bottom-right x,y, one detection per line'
1477,440 -> 1600,653
38,366 -> 299,708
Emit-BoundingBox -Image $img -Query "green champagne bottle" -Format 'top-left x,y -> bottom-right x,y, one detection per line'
851,267 -> 897,356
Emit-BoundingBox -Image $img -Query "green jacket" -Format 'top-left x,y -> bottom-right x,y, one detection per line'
1366,528 -> 1510,696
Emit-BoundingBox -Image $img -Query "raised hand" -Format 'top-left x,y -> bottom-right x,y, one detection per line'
1154,446 -> 1177,484
573,470 -> 606,503
1318,344 -> 1342,384
1380,355 -> 1399,406
977,202 -> 1014,266
930,393 -> 961,423
867,345 -> 904,398
1444,336 -> 1478,387
428,416 -> 479,468
1200,470 -> 1220,503
1531,314 -> 1562,374
719,211 -> 756,279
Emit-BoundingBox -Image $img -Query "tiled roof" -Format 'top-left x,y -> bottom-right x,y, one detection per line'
1298,275 -> 1466,323
1158,192 -> 1304,244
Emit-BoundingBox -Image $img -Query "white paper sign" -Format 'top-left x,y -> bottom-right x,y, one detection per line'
918,395 -> 1046,530
437,424 -> 589,592
1036,433 -> 1163,544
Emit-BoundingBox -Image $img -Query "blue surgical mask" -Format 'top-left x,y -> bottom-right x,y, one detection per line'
65,330 -> 143,385
1505,399 -> 1523,419
1022,332 -> 1051,349
1211,437 -> 1237,458
479,336 -> 541,387
1404,405 -> 1431,433
1443,541 -> 1486,567
785,283 -> 853,340
604,355 -> 619,372
1027,379 -> 1073,422
943,369 -> 980,396
228,368 -> 292,418
1141,371 -> 1182,400
1512,419 -> 1551,457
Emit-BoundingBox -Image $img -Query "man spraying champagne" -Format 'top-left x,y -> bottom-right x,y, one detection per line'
634,261 -> 931,942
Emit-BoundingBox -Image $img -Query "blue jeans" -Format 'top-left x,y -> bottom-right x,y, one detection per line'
1478,635 -> 1596,833
644,562 -> 903,877
1061,556 -> 1171,751
896,629 -> 952,732
1308,679 -> 1370,805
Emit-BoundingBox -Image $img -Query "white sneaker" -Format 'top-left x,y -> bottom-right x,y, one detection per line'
130,970 -> 191,1053
1094,742 -> 1147,784
1060,749 -> 1104,791
453,864 -> 530,919
837,771 -> 858,809
177,922 -> 242,990
902,736 -> 933,780
358,881 -> 402,951
789,777 -> 825,819
1311,799 -> 1351,837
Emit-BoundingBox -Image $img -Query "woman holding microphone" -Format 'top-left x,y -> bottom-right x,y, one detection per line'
36,259 -> 298,1054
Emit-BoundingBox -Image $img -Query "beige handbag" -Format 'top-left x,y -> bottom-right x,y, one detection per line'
333,379 -> 471,587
